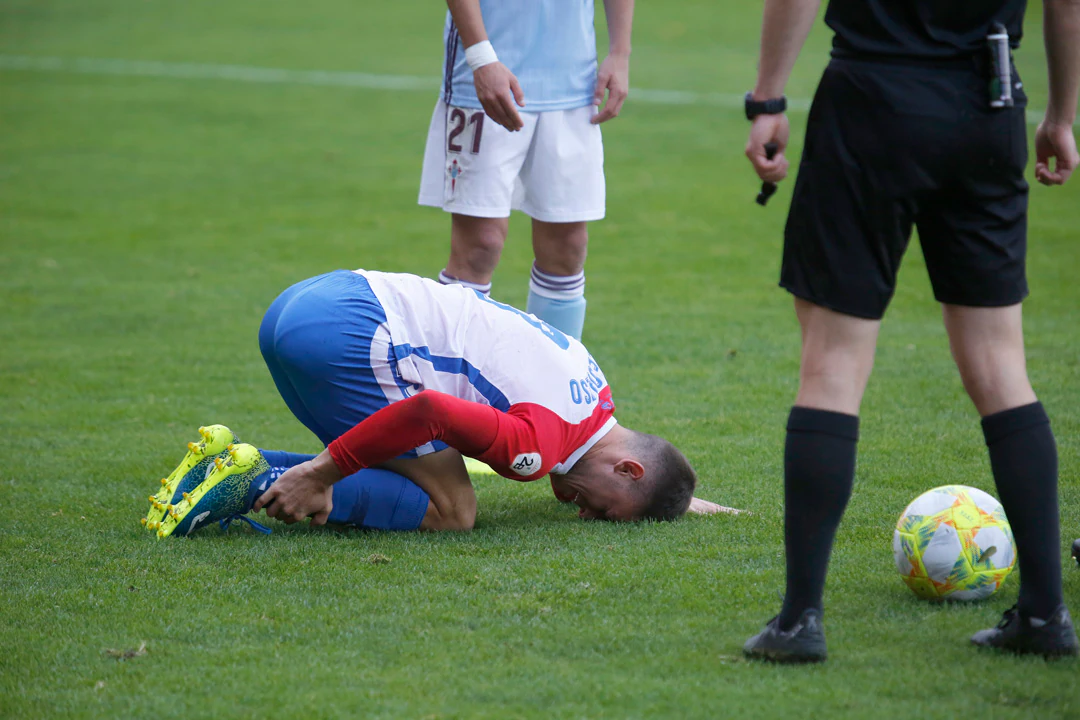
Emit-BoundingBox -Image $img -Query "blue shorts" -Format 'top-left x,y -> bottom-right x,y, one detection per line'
258,270 -> 447,456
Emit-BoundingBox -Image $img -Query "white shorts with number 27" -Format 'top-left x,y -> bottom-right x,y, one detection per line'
418,99 -> 605,223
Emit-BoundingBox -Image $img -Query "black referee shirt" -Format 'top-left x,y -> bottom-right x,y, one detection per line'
826,0 -> 1026,59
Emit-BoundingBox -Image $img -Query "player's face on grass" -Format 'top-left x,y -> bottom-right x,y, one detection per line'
551,472 -> 640,522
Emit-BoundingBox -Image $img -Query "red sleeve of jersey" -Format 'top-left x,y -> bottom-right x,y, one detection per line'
475,403 -> 570,481
327,391 -> 502,476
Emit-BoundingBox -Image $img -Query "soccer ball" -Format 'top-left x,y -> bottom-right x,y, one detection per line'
893,485 -> 1016,601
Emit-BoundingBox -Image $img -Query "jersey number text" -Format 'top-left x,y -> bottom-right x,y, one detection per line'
448,109 -> 484,154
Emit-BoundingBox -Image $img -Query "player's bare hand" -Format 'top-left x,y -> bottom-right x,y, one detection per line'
687,496 -> 749,516
473,62 -> 525,132
253,450 -> 341,526
745,113 -> 790,183
1034,119 -> 1078,186
591,53 -> 630,124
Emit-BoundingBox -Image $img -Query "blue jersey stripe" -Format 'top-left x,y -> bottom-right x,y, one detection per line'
383,344 -> 448,457
394,344 -> 511,412
443,23 -> 459,105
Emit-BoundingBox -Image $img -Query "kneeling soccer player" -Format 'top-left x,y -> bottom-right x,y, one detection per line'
143,269 -> 720,538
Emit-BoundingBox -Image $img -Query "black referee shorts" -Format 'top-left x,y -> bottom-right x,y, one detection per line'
781,56 -> 1030,320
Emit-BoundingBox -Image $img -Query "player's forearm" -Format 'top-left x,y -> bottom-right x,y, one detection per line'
328,391 -> 500,477
447,0 -> 489,48
1044,0 -> 1080,126
752,0 -> 822,99
601,0 -> 634,57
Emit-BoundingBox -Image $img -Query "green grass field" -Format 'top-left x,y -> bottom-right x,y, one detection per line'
2,1 -> 1079,717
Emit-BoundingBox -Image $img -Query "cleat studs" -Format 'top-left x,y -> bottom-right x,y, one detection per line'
214,457 -> 224,470
160,478 -> 168,486
182,492 -> 191,501
140,518 -> 147,526
148,495 -> 156,503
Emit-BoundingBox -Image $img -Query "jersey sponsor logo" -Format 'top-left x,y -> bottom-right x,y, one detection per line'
510,452 -> 542,476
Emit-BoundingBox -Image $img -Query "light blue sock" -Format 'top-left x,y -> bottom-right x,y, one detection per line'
526,264 -> 586,340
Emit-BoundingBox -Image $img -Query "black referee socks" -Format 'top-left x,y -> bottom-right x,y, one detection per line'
778,407 -> 859,631
982,401 -> 1064,620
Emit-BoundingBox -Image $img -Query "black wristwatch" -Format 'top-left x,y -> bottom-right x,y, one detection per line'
744,92 -> 787,120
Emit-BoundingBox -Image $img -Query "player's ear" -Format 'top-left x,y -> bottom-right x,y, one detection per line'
613,458 -> 645,482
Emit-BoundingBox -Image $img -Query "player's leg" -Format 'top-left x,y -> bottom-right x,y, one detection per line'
527,220 -> 588,339
441,214 -> 508,294
420,100 -> 534,295
254,448 -> 474,532
382,449 -> 477,531
155,445 -> 438,537
516,106 -> 604,339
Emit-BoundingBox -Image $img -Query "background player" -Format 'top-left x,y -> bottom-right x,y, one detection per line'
418,0 -> 633,339
740,0 -> 1080,661
145,269 -> 729,538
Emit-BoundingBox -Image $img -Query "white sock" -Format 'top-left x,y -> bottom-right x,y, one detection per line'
438,269 -> 491,297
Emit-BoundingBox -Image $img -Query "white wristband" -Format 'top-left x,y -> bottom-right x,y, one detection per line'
465,40 -> 498,72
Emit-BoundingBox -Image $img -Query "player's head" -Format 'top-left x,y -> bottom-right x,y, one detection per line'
553,428 -> 696,522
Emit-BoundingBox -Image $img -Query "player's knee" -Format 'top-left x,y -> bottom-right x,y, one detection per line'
533,221 -> 588,275
443,504 -> 477,532
429,497 -> 476,532
452,216 -> 508,255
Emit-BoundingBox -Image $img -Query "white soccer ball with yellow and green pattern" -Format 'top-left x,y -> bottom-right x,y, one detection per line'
893,485 -> 1015,601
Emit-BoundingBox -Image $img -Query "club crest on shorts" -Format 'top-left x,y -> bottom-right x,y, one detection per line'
510,452 -> 541,476
447,158 -> 462,199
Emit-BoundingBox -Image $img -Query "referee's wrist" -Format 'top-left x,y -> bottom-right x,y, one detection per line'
465,40 -> 499,72
744,91 -> 787,120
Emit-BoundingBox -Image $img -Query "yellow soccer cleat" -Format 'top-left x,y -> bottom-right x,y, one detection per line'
143,425 -> 239,529
154,443 -> 270,539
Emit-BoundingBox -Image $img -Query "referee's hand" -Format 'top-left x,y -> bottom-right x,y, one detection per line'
746,113 -> 790,183
1035,120 -> 1078,186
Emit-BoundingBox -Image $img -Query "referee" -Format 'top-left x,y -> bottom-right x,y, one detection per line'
741,0 -> 1079,662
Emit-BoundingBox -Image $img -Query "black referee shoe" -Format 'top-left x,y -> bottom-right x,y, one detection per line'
1072,539 -> 1080,568
743,609 -> 827,664
971,605 -> 1079,658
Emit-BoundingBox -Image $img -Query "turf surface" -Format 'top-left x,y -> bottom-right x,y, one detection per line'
1,1 -> 1078,717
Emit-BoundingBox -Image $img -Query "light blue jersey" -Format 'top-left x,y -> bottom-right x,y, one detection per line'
442,0 -> 597,112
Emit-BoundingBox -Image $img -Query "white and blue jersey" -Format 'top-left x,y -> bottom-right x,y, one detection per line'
259,270 -> 616,473
442,0 -> 598,112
